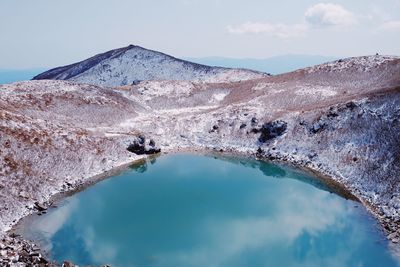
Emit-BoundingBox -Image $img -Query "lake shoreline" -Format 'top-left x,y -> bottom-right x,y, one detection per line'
1,148 -> 399,265
3,149 -> 395,266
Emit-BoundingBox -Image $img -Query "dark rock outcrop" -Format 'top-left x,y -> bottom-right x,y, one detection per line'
251,117 -> 258,126
62,261 -> 76,267
127,136 -> 161,155
310,121 -> 326,134
34,202 -> 47,212
259,120 -> 287,142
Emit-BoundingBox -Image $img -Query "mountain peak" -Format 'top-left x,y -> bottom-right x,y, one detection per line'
33,46 -> 268,86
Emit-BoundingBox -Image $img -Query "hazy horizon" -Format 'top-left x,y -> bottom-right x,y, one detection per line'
0,52 -> 336,70
1,0 -> 400,69
0,53 -> 336,83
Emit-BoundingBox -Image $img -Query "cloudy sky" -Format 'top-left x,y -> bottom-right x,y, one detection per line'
1,0 -> 400,68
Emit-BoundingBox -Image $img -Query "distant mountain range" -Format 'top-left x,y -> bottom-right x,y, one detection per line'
32,45 -> 268,86
184,55 -> 337,75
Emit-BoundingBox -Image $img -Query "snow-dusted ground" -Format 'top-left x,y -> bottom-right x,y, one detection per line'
33,45 -> 268,87
305,55 -> 399,73
1,55 -> 400,264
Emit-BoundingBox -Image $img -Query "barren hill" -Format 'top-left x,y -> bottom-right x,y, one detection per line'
33,45 -> 268,86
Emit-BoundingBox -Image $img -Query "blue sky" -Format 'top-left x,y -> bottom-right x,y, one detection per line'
1,0 -> 400,68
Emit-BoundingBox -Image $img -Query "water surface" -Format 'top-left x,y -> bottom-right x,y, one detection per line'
0,69 -> 46,84
21,154 -> 399,266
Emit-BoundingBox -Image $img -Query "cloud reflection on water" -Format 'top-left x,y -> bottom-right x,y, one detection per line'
22,154 -> 397,266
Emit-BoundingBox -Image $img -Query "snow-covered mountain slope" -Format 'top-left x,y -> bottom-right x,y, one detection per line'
33,45 -> 269,86
1,55 -> 400,262
0,56 -> 400,265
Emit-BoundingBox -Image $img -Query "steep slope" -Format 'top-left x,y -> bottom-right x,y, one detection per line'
33,45 -> 268,86
1,55 -> 400,263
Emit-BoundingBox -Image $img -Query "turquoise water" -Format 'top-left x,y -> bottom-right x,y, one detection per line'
22,154 -> 399,266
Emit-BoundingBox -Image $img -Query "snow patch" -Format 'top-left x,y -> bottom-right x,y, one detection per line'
295,86 -> 338,97
209,90 -> 229,104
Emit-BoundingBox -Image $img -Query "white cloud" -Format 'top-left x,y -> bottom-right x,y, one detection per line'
227,3 -> 358,37
380,20 -> 400,31
227,22 -> 307,38
305,3 -> 357,27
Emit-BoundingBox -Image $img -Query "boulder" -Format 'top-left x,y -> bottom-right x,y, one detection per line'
259,120 -> 287,142
251,117 -> 258,126
127,136 -> 161,155
34,202 -> 47,212
63,261 -> 76,267
310,121 -> 326,134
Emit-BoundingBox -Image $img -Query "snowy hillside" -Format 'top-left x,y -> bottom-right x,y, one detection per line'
33,45 -> 268,86
2,54 -> 400,264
